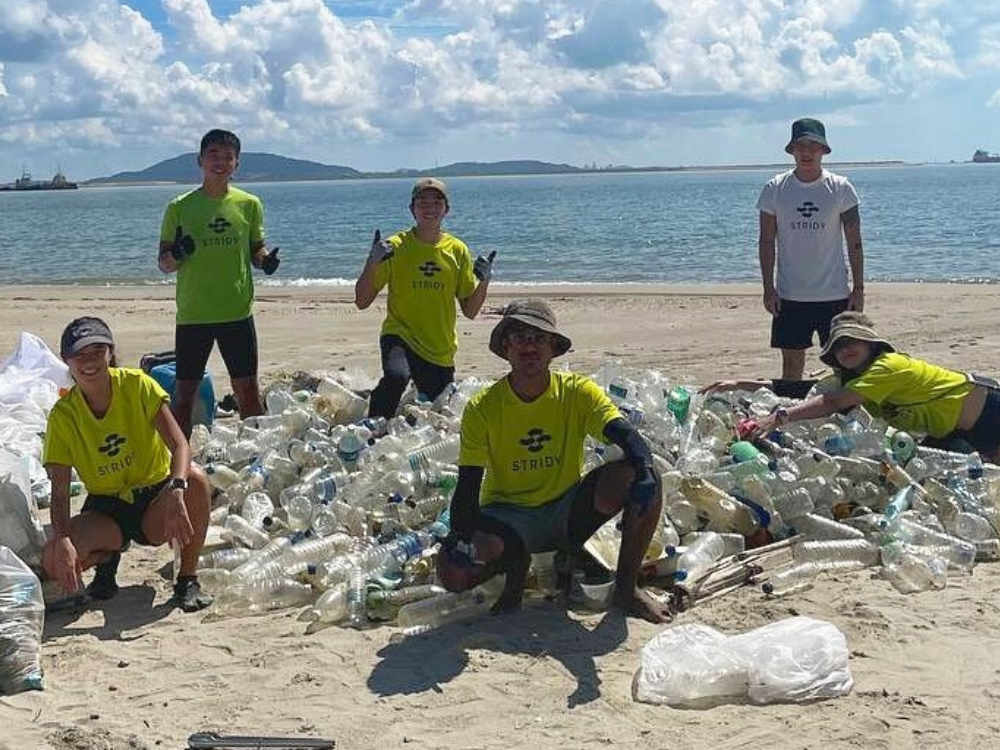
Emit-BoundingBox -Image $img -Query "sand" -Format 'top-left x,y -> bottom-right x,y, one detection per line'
2,282 -> 1000,750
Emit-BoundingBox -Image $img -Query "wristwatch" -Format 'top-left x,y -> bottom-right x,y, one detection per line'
167,476 -> 189,491
773,408 -> 789,427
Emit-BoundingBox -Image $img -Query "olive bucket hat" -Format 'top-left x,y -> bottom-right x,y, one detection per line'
489,299 -> 573,359
819,311 -> 895,367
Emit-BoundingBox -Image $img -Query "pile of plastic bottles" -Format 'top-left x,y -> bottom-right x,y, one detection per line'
189,362 -> 1000,635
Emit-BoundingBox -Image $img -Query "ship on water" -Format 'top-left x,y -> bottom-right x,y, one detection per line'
972,149 -> 1000,163
0,167 -> 78,191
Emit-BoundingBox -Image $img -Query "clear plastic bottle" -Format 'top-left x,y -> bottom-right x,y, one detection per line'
880,545 -> 948,593
771,487 -> 815,521
280,533 -> 353,568
366,584 -> 447,621
788,513 -> 867,541
222,514 -> 270,549
230,537 -> 292,580
792,539 -> 880,567
240,491 -> 275,529
678,477 -> 760,536
300,582 -> 348,625
336,424 -> 371,470
881,516 -> 976,571
673,531 -> 725,586
530,551 -> 558,596
316,376 -> 368,423
197,547 -> 255,571
204,462 -> 241,491
346,568 -> 367,627
211,578 -> 314,618
394,575 -> 505,634
761,560 -> 865,596
954,512 -> 996,542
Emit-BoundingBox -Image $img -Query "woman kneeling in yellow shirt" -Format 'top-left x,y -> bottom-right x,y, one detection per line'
42,317 -> 213,612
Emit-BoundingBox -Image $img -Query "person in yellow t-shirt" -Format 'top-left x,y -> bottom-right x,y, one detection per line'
714,312 -> 1000,462
354,177 -> 495,418
437,299 -> 673,623
42,317 -> 213,612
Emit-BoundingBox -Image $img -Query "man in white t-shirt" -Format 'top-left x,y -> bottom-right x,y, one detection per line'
757,118 -> 865,381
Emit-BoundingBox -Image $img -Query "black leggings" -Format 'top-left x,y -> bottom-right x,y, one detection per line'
368,334 -> 454,418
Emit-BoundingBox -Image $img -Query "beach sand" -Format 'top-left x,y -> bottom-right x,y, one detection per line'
3,282 -> 1000,750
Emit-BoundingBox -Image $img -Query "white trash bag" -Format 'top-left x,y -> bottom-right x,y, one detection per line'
634,616 -> 853,706
0,545 -> 45,694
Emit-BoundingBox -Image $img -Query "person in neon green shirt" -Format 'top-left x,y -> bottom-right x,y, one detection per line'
437,299 -> 673,623
354,177 -> 495,418
735,312 -> 1000,462
157,129 -> 281,438
42,317 -> 213,612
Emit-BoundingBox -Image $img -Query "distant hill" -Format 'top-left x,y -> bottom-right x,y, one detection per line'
86,152 -> 913,185
392,160 -> 583,177
87,152 -> 362,185
87,153 -> 589,185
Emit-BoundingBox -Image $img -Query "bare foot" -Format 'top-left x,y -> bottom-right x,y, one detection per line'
614,586 -> 673,623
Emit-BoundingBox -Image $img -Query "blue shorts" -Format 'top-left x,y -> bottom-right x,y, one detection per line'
771,298 -> 849,350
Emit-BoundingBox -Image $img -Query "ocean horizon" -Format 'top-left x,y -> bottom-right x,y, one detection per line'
1,163 -> 998,286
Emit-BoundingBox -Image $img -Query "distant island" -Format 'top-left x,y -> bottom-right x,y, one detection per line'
85,153 -> 910,186
972,149 -> 1000,163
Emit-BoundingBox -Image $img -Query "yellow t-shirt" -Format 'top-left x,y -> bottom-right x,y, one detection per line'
43,368 -> 173,502
459,371 -> 621,508
844,352 -> 972,437
372,229 -> 478,366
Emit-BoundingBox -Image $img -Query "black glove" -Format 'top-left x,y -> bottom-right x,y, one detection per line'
170,226 -> 196,261
473,250 -> 496,282
260,247 -> 280,275
368,229 -> 393,264
629,463 -> 660,515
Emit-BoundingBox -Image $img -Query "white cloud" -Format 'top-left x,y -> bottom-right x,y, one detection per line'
0,0 -> 997,175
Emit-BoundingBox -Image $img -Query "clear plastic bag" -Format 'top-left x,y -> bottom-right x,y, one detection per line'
634,617 -> 853,706
0,545 -> 45,694
633,623 -> 748,705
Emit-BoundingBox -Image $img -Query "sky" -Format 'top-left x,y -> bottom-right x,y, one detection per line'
1,0 -> 998,180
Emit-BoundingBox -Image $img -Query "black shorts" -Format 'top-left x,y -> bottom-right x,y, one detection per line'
81,478 -> 169,547
771,298 -> 849,350
175,316 -> 258,380
925,389 -> 1000,456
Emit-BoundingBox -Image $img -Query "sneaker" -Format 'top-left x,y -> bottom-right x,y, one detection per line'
173,576 -> 213,612
86,551 -> 121,601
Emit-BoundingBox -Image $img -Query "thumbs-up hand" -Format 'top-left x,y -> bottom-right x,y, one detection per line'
170,225 -> 196,261
260,247 -> 280,275
474,250 -> 496,282
368,229 -> 394,264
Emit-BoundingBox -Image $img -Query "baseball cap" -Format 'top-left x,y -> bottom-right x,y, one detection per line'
60,316 -> 115,359
411,177 -> 449,203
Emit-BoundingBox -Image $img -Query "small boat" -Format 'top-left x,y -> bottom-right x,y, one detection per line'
0,167 -> 79,191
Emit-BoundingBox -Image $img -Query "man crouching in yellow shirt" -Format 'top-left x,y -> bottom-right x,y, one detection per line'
437,300 -> 672,623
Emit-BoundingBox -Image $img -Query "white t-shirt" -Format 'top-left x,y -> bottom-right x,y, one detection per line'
757,169 -> 860,301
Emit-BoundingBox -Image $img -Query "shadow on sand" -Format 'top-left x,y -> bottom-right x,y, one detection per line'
368,601 -> 629,708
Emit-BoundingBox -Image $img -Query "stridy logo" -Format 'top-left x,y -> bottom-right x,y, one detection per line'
98,433 -> 127,457
519,428 -> 552,453
796,201 -> 819,218
208,217 -> 232,234
418,260 -> 442,277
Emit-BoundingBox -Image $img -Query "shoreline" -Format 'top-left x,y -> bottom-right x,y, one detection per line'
4,282 -> 1000,387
